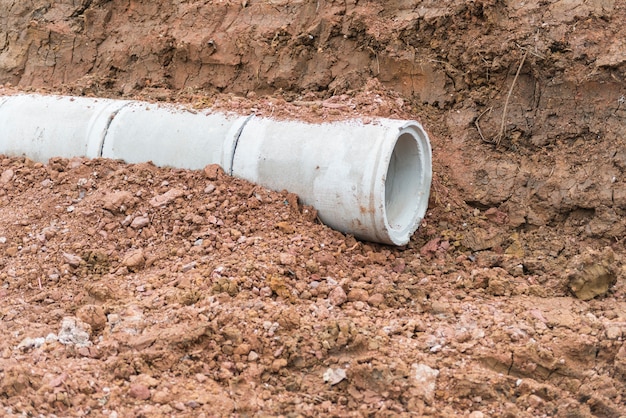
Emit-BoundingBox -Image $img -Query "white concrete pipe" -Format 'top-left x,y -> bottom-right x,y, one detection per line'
233,117 -> 431,245
101,102 -> 250,171
0,94 -> 432,245
0,94 -> 129,162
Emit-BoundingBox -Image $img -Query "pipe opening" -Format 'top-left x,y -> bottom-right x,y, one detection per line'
384,131 -> 424,232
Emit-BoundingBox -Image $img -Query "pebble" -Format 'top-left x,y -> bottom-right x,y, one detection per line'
130,216 -> 150,229
58,317 -> 92,348
328,286 -> 347,306
63,252 -> 83,268
122,249 -> 146,271
605,325 -> 622,339
149,188 -> 184,207
101,191 -> 133,213
323,368 -> 347,386
76,304 -> 107,332
367,293 -> 384,307
276,221 -> 295,234
279,253 -> 296,266
152,389 -> 173,404
527,394 -> 544,408
129,384 -> 151,400
347,288 -> 368,302
431,301 -> 450,315
1,169 -> 14,184
203,164 -> 222,180
411,363 -> 439,404
271,358 -> 288,372
353,301 -> 365,310
17,337 -> 45,351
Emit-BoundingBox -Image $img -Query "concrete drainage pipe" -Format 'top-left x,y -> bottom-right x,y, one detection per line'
0,94 -> 432,246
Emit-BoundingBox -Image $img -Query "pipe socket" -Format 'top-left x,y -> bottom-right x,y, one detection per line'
0,94 -> 431,245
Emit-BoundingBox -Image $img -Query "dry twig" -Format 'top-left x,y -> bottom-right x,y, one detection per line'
495,50 -> 528,146
474,106 -> 493,144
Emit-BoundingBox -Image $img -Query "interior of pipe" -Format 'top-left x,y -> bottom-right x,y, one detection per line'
384,131 -> 424,232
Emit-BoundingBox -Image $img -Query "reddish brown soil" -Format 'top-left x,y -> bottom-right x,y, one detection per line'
1,1 -> 626,416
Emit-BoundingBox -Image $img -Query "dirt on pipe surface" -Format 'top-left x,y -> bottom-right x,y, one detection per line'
1,1 -> 626,416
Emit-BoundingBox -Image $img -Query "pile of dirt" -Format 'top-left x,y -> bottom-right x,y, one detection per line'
1,0 -> 625,416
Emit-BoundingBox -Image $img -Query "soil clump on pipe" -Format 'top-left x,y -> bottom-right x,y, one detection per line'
1,0 -> 626,416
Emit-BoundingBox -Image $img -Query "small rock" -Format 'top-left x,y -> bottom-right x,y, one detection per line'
233,343 -> 251,356
130,216 -> 150,229
17,337 -> 45,351
63,252 -> 83,268
527,394 -> 544,408
182,261 -> 197,272
347,288 -> 369,302
367,293 -> 385,307
58,317 -> 92,348
172,402 -> 186,412
367,251 -> 387,264
204,183 -> 216,194
606,326 -> 622,340
203,164 -> 223,180
0,169 -> 14,184
135,374 -> 159,388
48,373 -> 67,388
248,351 -> 259,361
101,191 -> 133,213
328,286 -> 347,306
392,259 -> 406,273
271,358 -> 288,372
279,253 -> 296,266
567,247 -> 617,300
431,301 -> 450,315
484,207 -> 508,224
122,249 -> 146,272
129,384 -> 151,400
76,305 -> 107,332
5,246 -> 18,257
305,259 -> 319,273
152,389 -> 173,404
149,188 -> 184,207
323,368 -> 347,386
411,363 -> 439,405
469,412 -> 485,418
276,221 -> 295,234
314,252 -> 335,266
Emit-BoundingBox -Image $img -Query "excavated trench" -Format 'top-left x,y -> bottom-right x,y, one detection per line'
1,0 -> 625,416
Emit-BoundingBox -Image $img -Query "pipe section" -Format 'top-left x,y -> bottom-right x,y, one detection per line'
0,94 -> 431,245
101,102 -> 250,171
0,94 -> 129,162
232,118 -> 431,245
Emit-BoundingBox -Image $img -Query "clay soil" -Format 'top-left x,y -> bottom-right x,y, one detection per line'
1,0 -> 626,416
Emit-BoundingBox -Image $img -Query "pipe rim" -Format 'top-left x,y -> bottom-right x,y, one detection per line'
381,122 -> 432,245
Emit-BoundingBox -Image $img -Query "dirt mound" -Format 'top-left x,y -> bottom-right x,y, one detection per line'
1,0 -> 625,416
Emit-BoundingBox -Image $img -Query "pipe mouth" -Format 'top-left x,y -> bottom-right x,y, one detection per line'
383,124 -> 432,244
